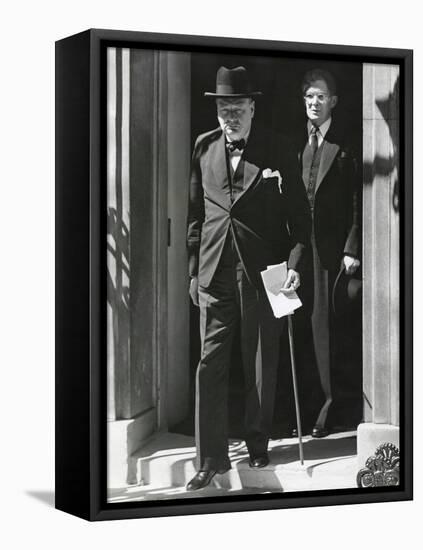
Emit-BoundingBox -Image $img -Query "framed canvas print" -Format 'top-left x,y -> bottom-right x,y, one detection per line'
55,29 -> 413,521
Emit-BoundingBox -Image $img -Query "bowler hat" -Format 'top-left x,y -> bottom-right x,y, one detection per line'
332,265 -> 362,317
204,66 -> 262,98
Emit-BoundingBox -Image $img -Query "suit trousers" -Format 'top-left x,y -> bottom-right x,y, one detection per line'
310,228 -> 333,428
195,254 -> 284,472
300,226 -> 346,430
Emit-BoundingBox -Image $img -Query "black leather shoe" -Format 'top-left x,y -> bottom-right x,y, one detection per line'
291,425 -> 312,437
311,425 -> 329,438
186,470 -> 217,491
249,455 -> 269,468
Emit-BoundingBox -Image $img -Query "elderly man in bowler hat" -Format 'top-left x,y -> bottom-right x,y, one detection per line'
186,66 -> 310,490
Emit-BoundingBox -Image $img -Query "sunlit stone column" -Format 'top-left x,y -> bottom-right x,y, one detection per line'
357,63 -> 400,468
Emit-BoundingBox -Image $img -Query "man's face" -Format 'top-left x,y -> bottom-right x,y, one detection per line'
303,79 -> 337,126
216,98 -> 255,141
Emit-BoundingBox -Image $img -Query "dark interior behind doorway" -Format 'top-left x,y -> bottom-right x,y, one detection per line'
174,52 -> 363,438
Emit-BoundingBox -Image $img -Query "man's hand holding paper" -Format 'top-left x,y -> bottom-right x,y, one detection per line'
282,269 -> 301,292
261,262 -> 302,318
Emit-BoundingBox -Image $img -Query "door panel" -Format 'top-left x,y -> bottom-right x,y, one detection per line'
107,47 -> 165,428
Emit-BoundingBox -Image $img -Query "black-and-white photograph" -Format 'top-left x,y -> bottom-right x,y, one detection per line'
105,45 -> 401,503
4,0 -> 419,542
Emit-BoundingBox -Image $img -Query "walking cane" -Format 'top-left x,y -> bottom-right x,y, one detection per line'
287,314 -> 304,465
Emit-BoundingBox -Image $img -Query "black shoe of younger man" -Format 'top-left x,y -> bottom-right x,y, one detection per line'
291,424 -> 313,438
311,425 -> 329,438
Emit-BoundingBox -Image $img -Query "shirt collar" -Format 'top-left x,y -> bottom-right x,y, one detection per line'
308,117 -> 332,140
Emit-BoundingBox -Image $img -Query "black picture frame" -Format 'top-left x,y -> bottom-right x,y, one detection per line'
55,28 -> 413,521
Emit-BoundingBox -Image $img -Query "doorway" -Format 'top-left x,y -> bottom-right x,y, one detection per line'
178,52 -> 363,438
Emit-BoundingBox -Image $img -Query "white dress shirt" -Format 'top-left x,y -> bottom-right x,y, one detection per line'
227,131 -> 250,173
308,117 -> 332,148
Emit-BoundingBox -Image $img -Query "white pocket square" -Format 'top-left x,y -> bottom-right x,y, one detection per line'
262,169 -> 283,194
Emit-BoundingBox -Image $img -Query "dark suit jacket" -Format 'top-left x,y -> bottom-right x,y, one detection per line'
187,127 -> 311,289
296,122 -> 362,271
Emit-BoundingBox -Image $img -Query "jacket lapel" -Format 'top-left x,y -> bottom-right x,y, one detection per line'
210,133 -> 232,209
231,130 -> 263,206
299,125 -> 341,192
298,130 -> 309,188
316,140 -> 340,191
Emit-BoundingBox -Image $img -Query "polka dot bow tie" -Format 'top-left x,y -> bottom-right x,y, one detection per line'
226,139 -> 246,153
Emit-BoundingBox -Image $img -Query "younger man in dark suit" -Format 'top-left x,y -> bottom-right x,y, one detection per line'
295,69 -> 362,437
186,66 -> 310,490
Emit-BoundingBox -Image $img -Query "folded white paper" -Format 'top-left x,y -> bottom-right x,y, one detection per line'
260,262 -> 302,318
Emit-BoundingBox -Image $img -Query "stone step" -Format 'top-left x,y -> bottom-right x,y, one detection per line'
107,430 -> 359,503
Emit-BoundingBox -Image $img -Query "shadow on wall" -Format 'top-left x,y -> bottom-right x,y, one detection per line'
107,206 -> 130,420
363,75 -> 399,213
